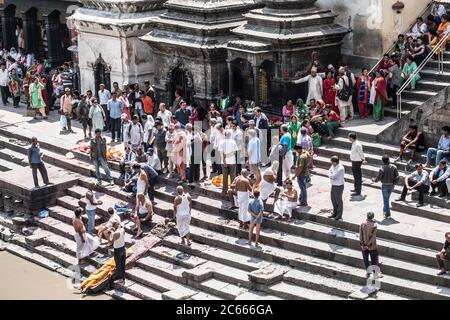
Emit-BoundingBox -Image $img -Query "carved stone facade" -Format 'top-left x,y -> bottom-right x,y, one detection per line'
71,0 -> 165,93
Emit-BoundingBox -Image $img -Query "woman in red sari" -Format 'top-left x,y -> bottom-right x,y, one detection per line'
373,70 -> 388,122
356,68 -> 371,119
322,70 -> 337,113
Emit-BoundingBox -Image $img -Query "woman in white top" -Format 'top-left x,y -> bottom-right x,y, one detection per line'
173,186 -> 192,246
132,193 -> 153,238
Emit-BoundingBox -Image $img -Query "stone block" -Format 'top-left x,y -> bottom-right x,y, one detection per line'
3,195 -> 13,213
248,265 -> 287,286
161,287 -> 198,300
348,286 -> 378,300
182,266 -> 214,282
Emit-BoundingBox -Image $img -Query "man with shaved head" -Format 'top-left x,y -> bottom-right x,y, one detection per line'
173,186 -> 193,246
228,169 -> 253,228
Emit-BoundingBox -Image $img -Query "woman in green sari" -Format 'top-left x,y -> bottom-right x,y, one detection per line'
29,76 -> 47,119
400,55 -> 421,90
289,115 -> 301,164
296,98 -> 309,121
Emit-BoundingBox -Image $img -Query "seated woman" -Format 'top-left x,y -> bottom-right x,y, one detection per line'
296,98 -> 309,120
132,193 -> 153,238
323,107 -> 341,140
400,55 -> 421,91
410,36 -> 427,66
273,179 -> 298,220
437,14 -> 450,48
396,125 -> 426,163
300,119 -> 314,136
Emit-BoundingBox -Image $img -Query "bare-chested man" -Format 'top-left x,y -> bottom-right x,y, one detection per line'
227,169 -> 253,228
260,161 -> 281,209
72,207 -> 99,265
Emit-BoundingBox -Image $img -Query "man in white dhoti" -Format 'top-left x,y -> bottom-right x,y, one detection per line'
173,186 -> 193,246
273,179 -> 298,220
260,161 -> 281,209
292,67 -> 323,102
72,207 -> 99,265
227,169 -> 253,228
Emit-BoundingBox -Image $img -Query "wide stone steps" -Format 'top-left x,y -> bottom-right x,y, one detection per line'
391,200 -> 450,223
48,204 -> 103,226
0,147 -> 29,167
154,185 -> 438,268
0,158 -> 24,172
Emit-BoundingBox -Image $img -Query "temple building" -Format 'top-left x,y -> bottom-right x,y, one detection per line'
226,0 -> 349,108
0,0 -> 431,112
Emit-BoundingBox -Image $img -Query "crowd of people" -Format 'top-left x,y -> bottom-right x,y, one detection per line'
16,0 -> 450,284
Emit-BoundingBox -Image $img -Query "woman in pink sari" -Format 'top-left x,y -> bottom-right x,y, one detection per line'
282,100 -> 296,123
172,124 -> 188,182
119,91 -> 131,120
323,70 -> 337,113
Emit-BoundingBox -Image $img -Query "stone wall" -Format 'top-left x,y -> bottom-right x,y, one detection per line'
379,87 -> 450,148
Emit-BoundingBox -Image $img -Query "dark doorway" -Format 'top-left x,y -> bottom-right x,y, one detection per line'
93,54 -> 111,95
23,8 -> 39,54
259,60 -> 275,106
2,4 -> 17,50
169,67 -> 193,105
231,58 -> 254,100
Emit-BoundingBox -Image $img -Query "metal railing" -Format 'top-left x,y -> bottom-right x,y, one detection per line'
396,30 -> 450,118
369,0 -> 435,75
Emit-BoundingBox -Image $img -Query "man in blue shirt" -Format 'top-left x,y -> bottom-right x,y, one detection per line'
425,126 -> 450,167
430,160 -> 450,197
107,92 -> 123,142
28,137 -> 50,189
175,101 -> 191,127
247,190 -> 264,247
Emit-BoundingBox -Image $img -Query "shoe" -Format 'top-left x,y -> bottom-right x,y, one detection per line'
416,203 -> 424,208
439,193 -> 447,198
334,217 -> 342,221
430,191 -> 437,197
351,193 -> 361,197
69,130 -> 74,134
108,180 -> 114,186
437,270 -> 447,276
407,159 -> 413,165
350,190 -> 356,193
327,215 -> 336,219
383,213 -> 391,219
395,197 -> 405,202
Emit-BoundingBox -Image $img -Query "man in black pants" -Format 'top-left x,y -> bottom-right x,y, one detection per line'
359,212 -> 383,278
28,137 -> 50,189
189,125 -> 202,184
396,163 -> 430,207
0,63 -> 9,105
328,156 -> 345,220
349,132 -> 366,196
110,217 -> 126,284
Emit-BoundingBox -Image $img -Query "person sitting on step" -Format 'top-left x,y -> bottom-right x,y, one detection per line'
436,232 -> 450,276
425,126 -> 450,168
396,163 -> 430,207
430,160 -> 450,198
396,125 -> 425,164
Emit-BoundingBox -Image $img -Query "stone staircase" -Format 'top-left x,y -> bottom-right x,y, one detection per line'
1,128 -> 450,300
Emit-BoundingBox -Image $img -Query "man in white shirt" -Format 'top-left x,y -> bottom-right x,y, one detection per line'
328,156 -> 345,220
98,83 -> 112,131
292,67 -> 323,102
0,63 -> 9,105
406,17 -> 428,39
128,115 -> 144,151
247,129 -> 261,184
431,1 -> 447,23
231,120 -> 244,173
147,148 -> 162,173
349,133 -> 366,196
157,103 -> 172,129
219,129 -> 238,194
142,114 -> 155,151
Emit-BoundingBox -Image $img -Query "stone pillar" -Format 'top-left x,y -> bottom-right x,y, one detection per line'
0,9 -> 17,50
227,59 -> 233,97
44,13 -> 63,67
253,65 -> 259,106
21,9 -> 39,54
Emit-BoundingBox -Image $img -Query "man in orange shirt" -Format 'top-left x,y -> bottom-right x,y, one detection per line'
141,90 -> 154,116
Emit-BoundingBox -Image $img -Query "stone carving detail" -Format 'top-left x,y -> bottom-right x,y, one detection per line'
166,56 -> 194,88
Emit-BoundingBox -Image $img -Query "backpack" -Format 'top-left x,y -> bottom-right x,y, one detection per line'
337,76 -> 352,101
128,122 -> 143,136
312,133 -> 321,148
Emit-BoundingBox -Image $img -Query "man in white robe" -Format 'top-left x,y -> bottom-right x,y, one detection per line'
292,67 -> 323,102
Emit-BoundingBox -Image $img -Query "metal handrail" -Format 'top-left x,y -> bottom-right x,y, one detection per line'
396,30 -> 450,118
368,0 -> 435,75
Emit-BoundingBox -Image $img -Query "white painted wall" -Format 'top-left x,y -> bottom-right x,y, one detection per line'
317,0 -> 430,58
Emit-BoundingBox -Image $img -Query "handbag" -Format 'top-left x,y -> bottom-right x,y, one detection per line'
279,144 -> 288,158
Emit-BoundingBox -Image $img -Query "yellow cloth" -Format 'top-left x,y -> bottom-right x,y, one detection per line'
80,248 -> 132,293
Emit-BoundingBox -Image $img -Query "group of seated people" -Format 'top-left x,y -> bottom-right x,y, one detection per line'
396,125 -> 450,206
